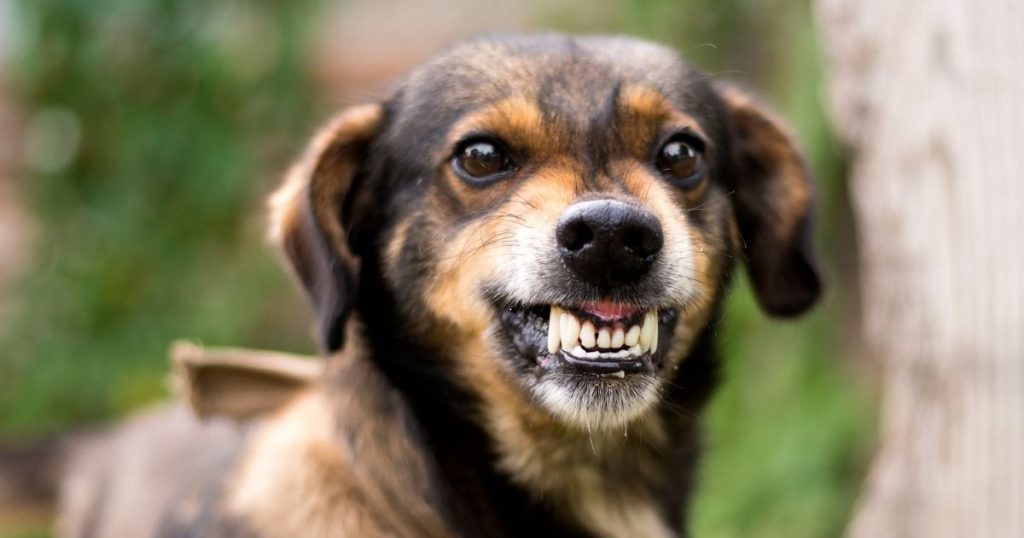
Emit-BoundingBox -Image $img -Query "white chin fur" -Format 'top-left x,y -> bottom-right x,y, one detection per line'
532,374 -> 661,430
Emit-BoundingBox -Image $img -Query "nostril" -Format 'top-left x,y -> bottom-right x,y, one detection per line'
622,223 -> 663,259
558,219 -> 594,252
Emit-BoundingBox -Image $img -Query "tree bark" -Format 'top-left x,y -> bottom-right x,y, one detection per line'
816,1 -> 1024,536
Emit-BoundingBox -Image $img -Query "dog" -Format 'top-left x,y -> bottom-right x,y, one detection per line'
4,33 -> 821,537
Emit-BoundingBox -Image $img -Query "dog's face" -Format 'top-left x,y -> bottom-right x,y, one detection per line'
272,35 -> 820,430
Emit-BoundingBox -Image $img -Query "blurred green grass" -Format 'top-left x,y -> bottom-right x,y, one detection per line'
0,1 -> 874,537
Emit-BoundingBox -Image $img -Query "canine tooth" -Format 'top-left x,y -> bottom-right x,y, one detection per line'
580,321 -> 596,348
612,370 -> 625,379
597,327 -> 611,348
548,307 -> 561,354
640,309 -> 659,352
639,313 -> 655,351
572,345 -> 587,357
650,317 -> 659,353
628,345 -> 642,356
625,325 -> 640,346
611,327 -> 625,348
561,312 -> 581,351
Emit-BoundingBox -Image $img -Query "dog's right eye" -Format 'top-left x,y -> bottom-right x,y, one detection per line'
452,139 -> 515,183
654,132 -> 707,190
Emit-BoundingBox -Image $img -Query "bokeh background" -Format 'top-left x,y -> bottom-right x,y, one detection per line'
0,0 -> 875,536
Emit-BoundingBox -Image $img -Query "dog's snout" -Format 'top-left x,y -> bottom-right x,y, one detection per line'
555,200 -> 663,288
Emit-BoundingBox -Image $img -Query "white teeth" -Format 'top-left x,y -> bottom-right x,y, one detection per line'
639,309 -> 657,352
611,327 -> 625,348
548,307 -> 561,354
580,321 -> 596,349
545,305 -> 658,358
638,322 -> 651,350
561,311 -> 581,351
612,370 -> 625,378
571,346 -> 599,359
624,325 -> 640,347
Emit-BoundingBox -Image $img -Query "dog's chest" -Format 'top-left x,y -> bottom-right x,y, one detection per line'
561,468 -> 676,538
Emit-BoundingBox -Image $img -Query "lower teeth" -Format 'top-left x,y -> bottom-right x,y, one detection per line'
566,346 -> 643,360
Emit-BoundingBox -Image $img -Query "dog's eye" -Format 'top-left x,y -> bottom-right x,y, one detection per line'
453,139 -> 514,182
656,135 -> 705,188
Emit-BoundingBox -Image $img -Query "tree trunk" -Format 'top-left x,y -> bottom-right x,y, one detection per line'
815,1 -> 1024,536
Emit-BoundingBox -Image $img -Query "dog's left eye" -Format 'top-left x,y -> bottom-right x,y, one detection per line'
452,139 -> 514,182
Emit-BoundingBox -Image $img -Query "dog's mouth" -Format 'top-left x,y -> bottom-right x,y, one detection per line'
496,300 -> 678,377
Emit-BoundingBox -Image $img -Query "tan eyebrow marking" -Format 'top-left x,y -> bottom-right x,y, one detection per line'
444,96 -> 557,158
617,86 -> 709,158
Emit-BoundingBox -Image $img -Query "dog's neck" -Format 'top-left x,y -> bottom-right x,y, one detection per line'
465,366 -> 697,538
345,295 -> 718,537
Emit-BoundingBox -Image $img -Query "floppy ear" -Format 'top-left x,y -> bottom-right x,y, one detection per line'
719,85 -> 822,317
269,104 -> 382,352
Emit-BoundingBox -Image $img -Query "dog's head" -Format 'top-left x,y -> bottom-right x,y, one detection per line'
271,35 -> 820,430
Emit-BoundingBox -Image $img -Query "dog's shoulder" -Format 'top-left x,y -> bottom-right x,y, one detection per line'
225,348 -> 454,538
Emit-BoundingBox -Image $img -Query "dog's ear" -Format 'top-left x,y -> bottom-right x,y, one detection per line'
269,104 -> 382,352
718,85 -> 822,317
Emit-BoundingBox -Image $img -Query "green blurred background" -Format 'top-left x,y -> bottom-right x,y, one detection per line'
0,0 -> 874,536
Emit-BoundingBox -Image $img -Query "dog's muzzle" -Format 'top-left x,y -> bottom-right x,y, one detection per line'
494,199 -> 678,378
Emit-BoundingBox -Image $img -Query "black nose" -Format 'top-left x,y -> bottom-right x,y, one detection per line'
555,200 -> 663,289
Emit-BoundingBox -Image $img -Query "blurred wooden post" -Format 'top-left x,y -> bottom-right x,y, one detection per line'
816,1 -> 1024,536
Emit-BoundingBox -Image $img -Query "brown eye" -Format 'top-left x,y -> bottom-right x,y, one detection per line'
656,136 -> 704,188
453,139 -> 514,182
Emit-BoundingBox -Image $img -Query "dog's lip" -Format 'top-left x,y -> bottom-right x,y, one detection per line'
554,349 -> 650,375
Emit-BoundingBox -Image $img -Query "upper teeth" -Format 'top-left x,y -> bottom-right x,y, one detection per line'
547,306 -> 658,357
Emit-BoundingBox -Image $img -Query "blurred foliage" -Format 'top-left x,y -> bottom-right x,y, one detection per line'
0,0 -> 873,537
0,0 -> 319,435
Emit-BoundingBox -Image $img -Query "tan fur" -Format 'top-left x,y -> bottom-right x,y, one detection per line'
268,103 -> 382,263
384,216 -> 412,282
617,86 -> 708,159
444,96 -> 553,157
227,328 -> 452,538
422,161 -> 580,332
